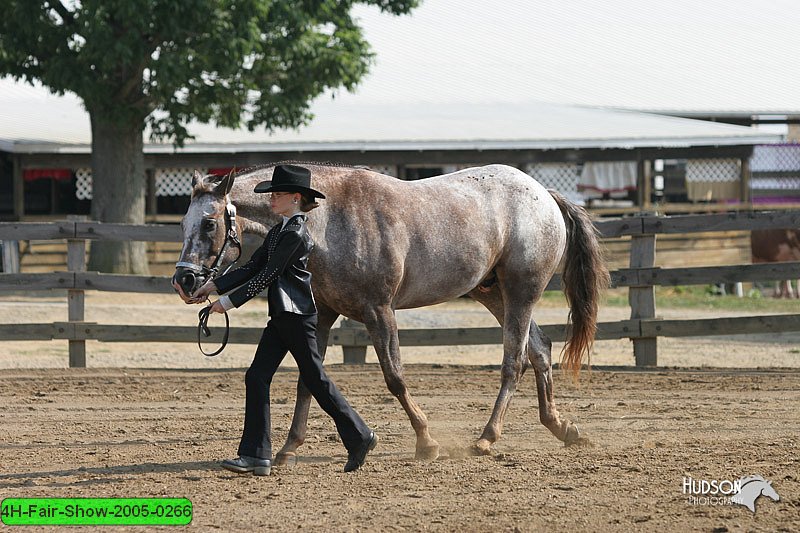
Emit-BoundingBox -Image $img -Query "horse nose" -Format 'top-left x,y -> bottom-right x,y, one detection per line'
173,268 -> 198,296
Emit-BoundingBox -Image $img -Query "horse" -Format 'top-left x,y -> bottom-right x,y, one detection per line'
751,228 -> 800,298
730,475 -> 780,512
173,162 -> 609,464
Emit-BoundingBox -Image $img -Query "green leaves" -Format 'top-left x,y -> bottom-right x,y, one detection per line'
0,0 -> 419,145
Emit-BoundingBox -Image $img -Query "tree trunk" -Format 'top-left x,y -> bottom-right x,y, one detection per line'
87,113 -> 150,274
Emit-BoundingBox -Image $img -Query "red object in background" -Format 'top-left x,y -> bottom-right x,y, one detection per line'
23,168 -> 72,181
208,168 -> 234,176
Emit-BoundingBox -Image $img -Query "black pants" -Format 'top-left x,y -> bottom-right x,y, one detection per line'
238,312 -> 370,460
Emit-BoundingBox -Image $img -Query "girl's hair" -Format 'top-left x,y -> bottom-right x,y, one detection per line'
299,194 -> 320,212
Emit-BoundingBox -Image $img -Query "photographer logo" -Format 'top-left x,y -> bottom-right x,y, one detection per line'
683,475 -> 780,513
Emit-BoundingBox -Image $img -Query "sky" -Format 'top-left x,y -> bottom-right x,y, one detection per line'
2,0 -> 799,145
344,0 -> 800,111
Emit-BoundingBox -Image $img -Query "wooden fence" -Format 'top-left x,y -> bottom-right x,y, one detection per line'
1,210 -> 800,368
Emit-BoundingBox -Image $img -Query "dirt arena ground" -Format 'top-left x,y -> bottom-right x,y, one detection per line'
1,294 -> 799,531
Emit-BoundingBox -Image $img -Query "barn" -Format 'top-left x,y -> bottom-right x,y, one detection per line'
1,89 -> 790,275
0,93 -> 786,222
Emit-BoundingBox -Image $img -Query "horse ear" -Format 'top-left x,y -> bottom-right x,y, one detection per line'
218,170 -> 235,196
192,170 -> 204,188
225,168 -> 236,195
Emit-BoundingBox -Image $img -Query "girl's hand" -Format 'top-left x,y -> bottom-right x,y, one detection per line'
173,280 -> 196,304
172,279 -> 217,304
209,300 -> 226,314
191,280 -> 218,302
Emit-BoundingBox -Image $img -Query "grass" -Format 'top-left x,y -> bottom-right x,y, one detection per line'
540,285 -> 800,312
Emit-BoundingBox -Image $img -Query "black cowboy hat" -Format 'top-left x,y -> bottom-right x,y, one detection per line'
254,164 -> 326,199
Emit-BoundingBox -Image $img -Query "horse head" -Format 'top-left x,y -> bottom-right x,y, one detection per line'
732,475 -> 781,513
761,480 -> 780,502
173,170 -> 240,296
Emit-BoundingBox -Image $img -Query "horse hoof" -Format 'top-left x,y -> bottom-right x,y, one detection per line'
415,445 -> 440,461
471,439 -> 492,456
274,452 -> 298,467
563,423 -> 581,447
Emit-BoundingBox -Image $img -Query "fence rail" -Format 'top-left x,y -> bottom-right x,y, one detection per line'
2,211 -> 800,367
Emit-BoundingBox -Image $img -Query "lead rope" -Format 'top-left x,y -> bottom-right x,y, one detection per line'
197,298 -> 230,357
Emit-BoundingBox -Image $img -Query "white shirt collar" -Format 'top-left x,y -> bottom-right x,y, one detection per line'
281,213 -> 302,229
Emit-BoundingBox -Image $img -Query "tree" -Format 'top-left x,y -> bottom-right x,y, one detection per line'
0,0 -> 417,273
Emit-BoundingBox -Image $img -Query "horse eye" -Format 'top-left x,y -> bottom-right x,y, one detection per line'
202,219 -> 217,232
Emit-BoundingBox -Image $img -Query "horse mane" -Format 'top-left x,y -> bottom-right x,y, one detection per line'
193,160 -> 371,196
739,475 -> 767,487
230,160 -> 370,179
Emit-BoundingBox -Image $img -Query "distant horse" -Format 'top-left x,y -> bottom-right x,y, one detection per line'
751,229 -> 800,298
174,163 -> 608,464
730,475 -> 780,512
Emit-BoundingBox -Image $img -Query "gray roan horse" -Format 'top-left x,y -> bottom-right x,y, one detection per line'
174,162 -> 609,464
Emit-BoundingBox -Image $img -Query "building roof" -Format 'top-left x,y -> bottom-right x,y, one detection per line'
0,84 -> 783,155
632,109 -> 800,126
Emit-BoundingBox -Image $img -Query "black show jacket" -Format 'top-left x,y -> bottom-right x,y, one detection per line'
214,214 -> 317,316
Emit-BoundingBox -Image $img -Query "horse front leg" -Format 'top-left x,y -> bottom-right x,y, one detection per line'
274,304 -> 340,467
273,381 -> 312,467
364,305 -> 440,460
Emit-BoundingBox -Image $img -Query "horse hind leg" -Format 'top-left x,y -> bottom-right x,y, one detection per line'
364,304 -> 440,460
471,283 -> 580,452
274,303 -> 339,467
528,321 -> 581,446
472,287 -> 533,455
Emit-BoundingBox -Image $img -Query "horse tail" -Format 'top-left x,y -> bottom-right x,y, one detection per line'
549,191 -> 610,379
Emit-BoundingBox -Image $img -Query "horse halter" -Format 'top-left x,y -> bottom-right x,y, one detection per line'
176,196 -> 242,287
176,196 -> 242,357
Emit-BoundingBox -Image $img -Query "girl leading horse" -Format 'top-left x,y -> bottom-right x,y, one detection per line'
174,163 -> 608,464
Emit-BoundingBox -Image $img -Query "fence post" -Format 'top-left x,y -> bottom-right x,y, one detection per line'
629,232 -> 658,366
1,240 -> 20,273
339,318 -> 368,365
12,155 -> 24,220
67,216 -> 87,368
